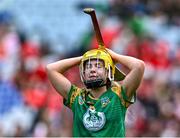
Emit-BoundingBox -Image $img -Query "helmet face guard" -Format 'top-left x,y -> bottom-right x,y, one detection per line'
80,49 -> 115,89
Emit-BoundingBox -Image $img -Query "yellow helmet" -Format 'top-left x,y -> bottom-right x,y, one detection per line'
81,48 -> 115,74
80,48 -> 126,89
80,48 -> 116,88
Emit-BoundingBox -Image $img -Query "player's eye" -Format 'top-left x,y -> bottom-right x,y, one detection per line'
85,64 -> 92,69
96,63 -> 103,68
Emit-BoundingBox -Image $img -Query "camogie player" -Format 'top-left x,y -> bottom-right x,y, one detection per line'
46,48 -> 145,137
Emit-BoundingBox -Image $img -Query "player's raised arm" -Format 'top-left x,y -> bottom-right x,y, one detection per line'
46,56 -> 82,99
106,48 -> 145,100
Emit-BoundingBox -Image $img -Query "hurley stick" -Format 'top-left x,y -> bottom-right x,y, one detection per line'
83,8 -> 104,49
83,8 -> 126,81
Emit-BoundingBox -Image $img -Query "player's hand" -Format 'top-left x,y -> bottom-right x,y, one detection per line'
105,48 -> 118,62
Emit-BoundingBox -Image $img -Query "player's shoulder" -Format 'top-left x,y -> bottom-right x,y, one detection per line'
111,81 -> 121,90
111,81 -> 122,96
111,81 -> 135,108
70,85 -> 83,98
67,85 -> 84,107
71,85 -> 88,97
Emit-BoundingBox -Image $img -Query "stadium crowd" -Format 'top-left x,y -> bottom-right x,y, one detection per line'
0,0 -> 179,137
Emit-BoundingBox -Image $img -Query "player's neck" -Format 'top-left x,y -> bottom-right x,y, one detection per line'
90,86 -> 107,99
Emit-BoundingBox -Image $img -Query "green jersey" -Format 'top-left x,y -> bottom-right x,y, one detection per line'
64,84 -> 135,137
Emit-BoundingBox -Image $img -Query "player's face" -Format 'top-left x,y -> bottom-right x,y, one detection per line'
84,59 -> 107,81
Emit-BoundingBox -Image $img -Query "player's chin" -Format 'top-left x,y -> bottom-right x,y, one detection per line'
86,78 -> 96,82
90,76 -> 98,80
85,77 -> 98,81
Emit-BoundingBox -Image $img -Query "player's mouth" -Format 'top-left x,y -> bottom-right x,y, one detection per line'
89,76 -> 98,80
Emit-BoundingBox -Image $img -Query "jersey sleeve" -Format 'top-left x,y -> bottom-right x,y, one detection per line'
111,82 -> 136,108
63,85 -> 81,109
120,86 -> 136,108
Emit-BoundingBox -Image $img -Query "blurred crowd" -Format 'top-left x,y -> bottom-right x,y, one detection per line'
0,0 -> 180,137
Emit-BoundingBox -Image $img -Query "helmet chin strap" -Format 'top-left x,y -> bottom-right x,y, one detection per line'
84,79 -> 106,89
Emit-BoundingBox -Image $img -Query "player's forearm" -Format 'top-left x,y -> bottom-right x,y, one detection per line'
46,56 -> 82,73
114,54 -> 145,71
106,48 -> 144,71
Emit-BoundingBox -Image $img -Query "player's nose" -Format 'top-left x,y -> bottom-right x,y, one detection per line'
88,66 -> 97,74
